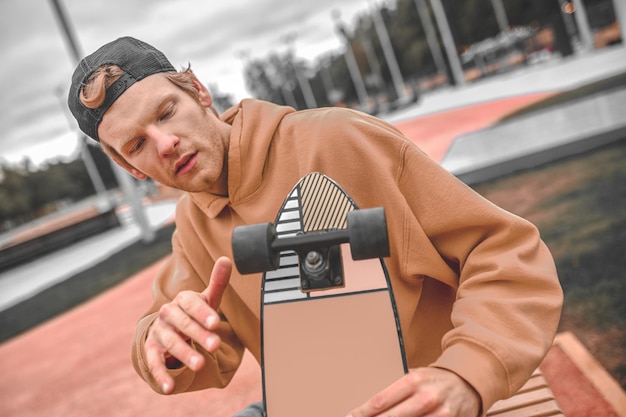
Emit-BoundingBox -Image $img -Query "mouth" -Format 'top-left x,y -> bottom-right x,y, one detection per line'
175,153 -> 197,175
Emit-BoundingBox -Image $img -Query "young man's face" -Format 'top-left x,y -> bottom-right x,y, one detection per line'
98,73 -> 230,195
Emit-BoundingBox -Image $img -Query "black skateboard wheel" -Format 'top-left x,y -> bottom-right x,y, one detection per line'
232,223 -> 280,274
347,207 -> 390,260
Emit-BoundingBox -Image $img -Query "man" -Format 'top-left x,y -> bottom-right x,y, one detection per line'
68,37 -> 562,417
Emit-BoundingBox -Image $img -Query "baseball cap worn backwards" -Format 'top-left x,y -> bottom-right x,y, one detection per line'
68,36 -> 176,141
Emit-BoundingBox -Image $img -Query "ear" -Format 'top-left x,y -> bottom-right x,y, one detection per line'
192,76 -> 213,108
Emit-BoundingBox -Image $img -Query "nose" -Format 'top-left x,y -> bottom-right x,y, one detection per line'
147,126 -> 179,158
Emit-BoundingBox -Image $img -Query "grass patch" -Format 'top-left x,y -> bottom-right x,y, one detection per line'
0,223 -> 175,343
473,139 -> 626,388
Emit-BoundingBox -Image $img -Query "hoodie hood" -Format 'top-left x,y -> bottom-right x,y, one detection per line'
188,99 -> 295,218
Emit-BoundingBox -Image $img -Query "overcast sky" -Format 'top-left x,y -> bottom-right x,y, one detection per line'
0,0 -> 372,167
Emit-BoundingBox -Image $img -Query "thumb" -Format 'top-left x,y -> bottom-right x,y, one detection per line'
203,256 -> 232,309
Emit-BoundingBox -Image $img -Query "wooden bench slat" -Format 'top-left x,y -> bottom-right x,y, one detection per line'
515,374 -> 549,394
485,368 -> 564,416
488,387 -> 559,413
487,399 -> 564,417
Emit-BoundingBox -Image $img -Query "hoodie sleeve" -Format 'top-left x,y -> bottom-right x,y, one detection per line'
395,141 -> 563,413
285,108 -> 562,413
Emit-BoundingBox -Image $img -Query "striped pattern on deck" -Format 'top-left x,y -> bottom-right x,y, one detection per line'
262,173 -> 355,304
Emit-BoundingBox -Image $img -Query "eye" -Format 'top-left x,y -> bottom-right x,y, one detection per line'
131,138 -> 145,153
159,105 -> 174,121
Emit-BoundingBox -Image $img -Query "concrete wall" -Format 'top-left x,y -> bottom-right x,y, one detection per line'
441,87 -> 626,185
0,209 -> 121,271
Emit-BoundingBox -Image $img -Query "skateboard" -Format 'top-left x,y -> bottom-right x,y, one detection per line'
232,172 -> 407,417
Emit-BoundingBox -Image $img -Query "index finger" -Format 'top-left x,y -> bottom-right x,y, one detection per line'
202,256 -> 232,309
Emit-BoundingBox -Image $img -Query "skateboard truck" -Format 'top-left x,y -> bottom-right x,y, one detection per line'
298,241 -> 343,291
232,207 -> 390,291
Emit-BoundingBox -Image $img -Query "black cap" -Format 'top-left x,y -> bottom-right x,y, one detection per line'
68,37 -> 176,141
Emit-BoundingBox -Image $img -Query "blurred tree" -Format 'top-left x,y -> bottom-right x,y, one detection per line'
326,52 -> 355,105
0,146 -> 120,228
243,51 -> 321,110
393,0 -> 432,78
455,0 -> 500,45
243,53 -> 290,105
0,164 -> 32,227
66,155 -> 96,197
26,163 -> 75,214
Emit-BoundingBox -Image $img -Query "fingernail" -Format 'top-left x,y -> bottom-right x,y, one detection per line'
206,334 -> 219,351
206,315 -> 219,328
190,355 -> 200,369
162,382 -> 170,393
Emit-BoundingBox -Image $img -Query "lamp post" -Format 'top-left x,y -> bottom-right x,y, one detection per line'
490,0 -> 510,33
567,0 -> 594,52
428,0 -> 465,86
49,1 -> 108,211
49,0 -> 155,243
370,1 -> 407,102
54,84 -> 110,210
319,55 -> 343,105
281,33 -> 318,109
414,0 -> 448,80
332,9 -> 370,111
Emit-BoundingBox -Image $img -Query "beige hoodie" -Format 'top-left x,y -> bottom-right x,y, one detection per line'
132,99 -> 562,413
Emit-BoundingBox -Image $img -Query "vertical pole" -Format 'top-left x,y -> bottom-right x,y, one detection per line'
49,0 -> 154,243
414,0 -> 448,79
50,0 -> 109,210
429,0 -> 465,86
333,11 -> 370,111
79,143 -> 109,204
319,56 -> 336,103
363,38 -> 383,78
54,85 -> 109,208
613,0 -> 626,41
361,37 -> 383,111
370,2 -> 406,101
282,33 -> 318,109
281,83 -> 299,108
569,0 -> 595,51
110,166 -> 154,242
489,0 -> 510,33
294,66 -> 318,109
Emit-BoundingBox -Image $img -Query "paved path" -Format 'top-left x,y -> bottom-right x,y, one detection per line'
394,92 -> 555,162
0,259 -> 263,417
0,201 -> 177,312
384,44 -> 626,123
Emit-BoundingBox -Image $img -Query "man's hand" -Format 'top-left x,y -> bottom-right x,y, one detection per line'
144,256 -> 232,394
346,367 -> 480,417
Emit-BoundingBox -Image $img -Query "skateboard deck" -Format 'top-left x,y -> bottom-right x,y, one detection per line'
232,173 -> 407,417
